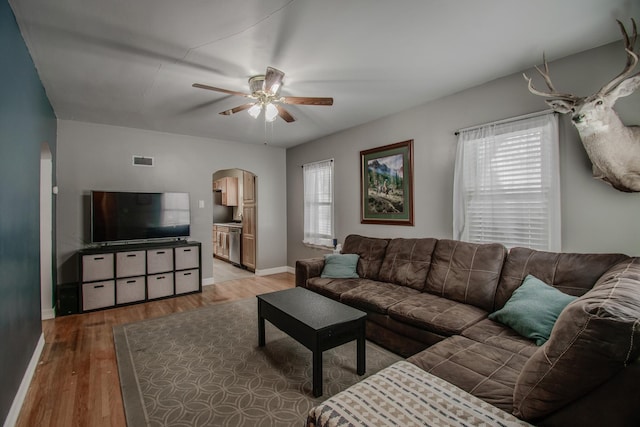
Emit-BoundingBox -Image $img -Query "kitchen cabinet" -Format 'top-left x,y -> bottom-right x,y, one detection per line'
213,225 -> 230,260
242,171 -> 256,271
213,177 -> 238,206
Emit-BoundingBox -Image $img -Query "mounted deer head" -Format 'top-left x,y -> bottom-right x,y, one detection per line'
524,18 -> 640,193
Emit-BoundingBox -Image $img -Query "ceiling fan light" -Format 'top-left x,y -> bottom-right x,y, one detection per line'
247,104 -> 262,119
265,103 -> 278,122
249,76 -> 265,94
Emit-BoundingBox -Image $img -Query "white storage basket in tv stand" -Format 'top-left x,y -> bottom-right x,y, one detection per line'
79,240 -> 202,312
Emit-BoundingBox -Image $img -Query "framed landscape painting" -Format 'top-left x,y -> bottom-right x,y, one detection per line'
360,140 -> 414,225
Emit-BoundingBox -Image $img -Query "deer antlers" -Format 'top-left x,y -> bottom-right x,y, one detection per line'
522,52 -> 578,101
599,19 -> 639,95
524,18 -> 638,99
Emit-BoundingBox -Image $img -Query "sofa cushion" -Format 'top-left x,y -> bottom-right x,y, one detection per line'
377,238 -> 437,290
306,277 -> 368,300
388,293 -> 487,336
489,275 -> 577,345
342,234 -> 390,281
513,258 -> 640,421
461,319 -> 538,358
340,281 -> 420,315
320,253 -> 359,279
424,239 -> 507,312
495,247 -> 629,310
366,312 -> 448,356
408,335 -> 529,412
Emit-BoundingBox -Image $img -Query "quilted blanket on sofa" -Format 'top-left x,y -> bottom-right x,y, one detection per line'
306,361 -> 530,427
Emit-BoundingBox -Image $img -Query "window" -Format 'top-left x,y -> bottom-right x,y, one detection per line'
303,159 -> 334,247
453,113 -> 560,251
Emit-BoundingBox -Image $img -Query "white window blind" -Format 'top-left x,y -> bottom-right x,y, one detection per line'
453,113 -> 560,251
303,159 -> 334,247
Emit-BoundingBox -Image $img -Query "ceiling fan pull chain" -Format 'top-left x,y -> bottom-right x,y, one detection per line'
264,116 -> 268,145
270,120 -> 274,144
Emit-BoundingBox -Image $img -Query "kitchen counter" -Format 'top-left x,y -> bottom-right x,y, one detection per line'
214,222 -> 242,229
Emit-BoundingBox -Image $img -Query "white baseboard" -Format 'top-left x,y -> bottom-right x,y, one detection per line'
202,277 -> 215,287
286,266 -> 295,274
255,266 -> 292,276
41,307 -> 55,320
3,333 -> 45,427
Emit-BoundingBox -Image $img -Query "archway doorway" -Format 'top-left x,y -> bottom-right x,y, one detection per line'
211,169 -> 257,283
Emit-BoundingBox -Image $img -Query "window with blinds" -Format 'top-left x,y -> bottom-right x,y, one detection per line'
453,113 -> 560,251
303,159 -> 334,247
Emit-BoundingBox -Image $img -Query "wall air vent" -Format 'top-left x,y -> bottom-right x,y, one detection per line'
132,156 -> 154,167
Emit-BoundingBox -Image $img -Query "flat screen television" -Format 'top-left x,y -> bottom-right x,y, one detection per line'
91,191 -> 191,244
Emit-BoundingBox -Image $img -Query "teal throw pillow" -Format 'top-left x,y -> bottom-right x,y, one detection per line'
321,254 -> 360,279
488,275 -> 577,346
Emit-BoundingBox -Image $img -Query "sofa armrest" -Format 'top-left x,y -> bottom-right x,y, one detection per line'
295,257 -> 325,288
538,358 -> 640,427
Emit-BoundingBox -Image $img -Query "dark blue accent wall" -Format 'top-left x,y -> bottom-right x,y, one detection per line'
0,0 -> 57,423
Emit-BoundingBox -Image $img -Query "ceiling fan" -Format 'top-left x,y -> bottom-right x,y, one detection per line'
192,67 -> 333,123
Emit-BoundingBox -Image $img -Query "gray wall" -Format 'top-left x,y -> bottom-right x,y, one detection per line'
0,0 -> 57,422
56,120 -> 287,284
286,41 -> 640,265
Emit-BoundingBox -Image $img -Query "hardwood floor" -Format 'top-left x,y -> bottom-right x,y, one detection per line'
16,273 -> 294,427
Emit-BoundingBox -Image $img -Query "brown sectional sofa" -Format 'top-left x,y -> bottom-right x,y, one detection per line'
296,234 -> 640,426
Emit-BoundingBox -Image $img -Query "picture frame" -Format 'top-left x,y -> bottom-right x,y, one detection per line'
360,139 -> 414,225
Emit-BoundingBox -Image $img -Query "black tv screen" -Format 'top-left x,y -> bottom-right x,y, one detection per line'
91,191 -> 191,243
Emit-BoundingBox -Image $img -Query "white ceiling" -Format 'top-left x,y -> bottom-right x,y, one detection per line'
9,0 -> 640,148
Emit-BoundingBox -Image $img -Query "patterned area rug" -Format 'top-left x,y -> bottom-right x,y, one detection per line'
113,297 -> 402,426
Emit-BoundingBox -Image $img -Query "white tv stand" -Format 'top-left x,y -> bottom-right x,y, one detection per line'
78,240 -> 201,312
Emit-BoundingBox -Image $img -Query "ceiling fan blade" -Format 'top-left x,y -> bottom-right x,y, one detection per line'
281,96 -> 333,106
264,67 -> 285,95
276,105 -> 295,123
219,103 -> 255,116
193,83 -> 252,98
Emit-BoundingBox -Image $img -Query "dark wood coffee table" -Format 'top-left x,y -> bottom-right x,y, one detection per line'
257,287 -> 367,397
